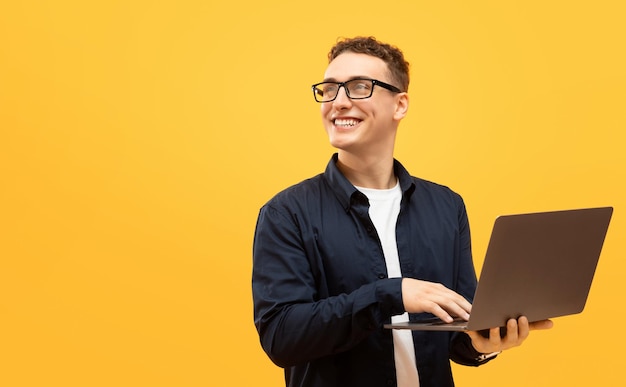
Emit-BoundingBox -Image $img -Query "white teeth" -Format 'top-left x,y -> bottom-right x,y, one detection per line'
335,118 -> 360,127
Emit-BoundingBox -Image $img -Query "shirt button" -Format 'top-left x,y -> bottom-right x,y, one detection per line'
386,379 -> 395,386
378,274 -> 386,279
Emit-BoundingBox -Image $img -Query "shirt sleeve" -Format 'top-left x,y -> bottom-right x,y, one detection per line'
252,203 -> 405,368
449,332 -> 498,366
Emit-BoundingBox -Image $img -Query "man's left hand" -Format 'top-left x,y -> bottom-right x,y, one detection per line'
466,316 -> 554,354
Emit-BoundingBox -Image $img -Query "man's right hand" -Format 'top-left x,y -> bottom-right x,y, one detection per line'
401,278 -> 472,323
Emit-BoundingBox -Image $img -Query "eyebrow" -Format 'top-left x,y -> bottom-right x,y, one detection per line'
321,76 -> 373,83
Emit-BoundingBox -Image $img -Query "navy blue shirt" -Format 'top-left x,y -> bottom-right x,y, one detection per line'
253,154 -> 488,387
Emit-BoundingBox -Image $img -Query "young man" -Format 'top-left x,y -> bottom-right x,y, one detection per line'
252,36 -> 552,387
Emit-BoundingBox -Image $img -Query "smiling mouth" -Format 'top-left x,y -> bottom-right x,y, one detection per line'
334,118 -> 361,128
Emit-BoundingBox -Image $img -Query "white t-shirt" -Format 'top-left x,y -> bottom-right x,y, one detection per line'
356,181 -> 420,387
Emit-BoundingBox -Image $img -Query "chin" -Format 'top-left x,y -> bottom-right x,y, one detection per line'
329,139 -> 357,153
327,132 -> 353,148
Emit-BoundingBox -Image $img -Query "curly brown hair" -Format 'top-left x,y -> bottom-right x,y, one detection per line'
328,36 -> 410,92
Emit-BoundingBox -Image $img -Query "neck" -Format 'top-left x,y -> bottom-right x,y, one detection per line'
336,151 -> 396,189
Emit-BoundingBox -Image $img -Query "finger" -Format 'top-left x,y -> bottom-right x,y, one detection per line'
446,289 -> 473,315
423,284 -> 471,320
434,297 -> 470,320
442,300 -> 471,320
516,316 -> 530,342
502,318 -> 519,346
436,287 -> 472,319
490,325 -> 504,346
427,282 -> 471,305
427,302 -> 455,323
529,319 -> 554,331
456,297 -> 472,317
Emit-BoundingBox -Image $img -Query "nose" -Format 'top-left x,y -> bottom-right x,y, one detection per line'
332,85 -> 352,109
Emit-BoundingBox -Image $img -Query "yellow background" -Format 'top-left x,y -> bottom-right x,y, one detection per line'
1,0 -> 624,385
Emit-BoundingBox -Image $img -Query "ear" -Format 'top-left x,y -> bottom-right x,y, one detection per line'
393,93 -> 409,121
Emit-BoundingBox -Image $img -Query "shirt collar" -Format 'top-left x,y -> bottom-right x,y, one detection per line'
323,153 -> 416,212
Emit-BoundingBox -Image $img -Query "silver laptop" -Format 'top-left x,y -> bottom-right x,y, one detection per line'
385,207 -> 613,332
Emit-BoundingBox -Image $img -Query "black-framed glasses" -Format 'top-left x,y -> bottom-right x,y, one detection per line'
311,78 -> 402,103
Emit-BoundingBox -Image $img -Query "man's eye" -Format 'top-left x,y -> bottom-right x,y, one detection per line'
349,81 -> 372,91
